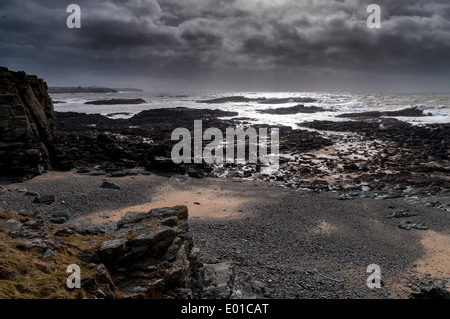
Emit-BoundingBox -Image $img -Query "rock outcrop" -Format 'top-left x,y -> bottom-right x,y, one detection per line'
0,206 -> 238,299
0,67 -> 57,180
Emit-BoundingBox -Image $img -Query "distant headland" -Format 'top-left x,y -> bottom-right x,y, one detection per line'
48,86 -> 143,94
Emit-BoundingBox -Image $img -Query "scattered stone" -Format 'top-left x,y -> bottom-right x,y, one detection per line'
101,181 -> 121,190
32,195 -> 55,204
337,192 -> 359,200
25,191 -> 40,197
398,220 -> 428,230
8,188 -> 28,193
387,210 -> 419,218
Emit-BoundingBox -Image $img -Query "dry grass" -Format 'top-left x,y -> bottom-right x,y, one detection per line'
0,223 -> 108,299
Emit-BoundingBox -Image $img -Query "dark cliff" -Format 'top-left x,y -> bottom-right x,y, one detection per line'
0,67 -> 57,179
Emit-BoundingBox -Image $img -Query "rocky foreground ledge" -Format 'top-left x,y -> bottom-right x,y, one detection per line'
0,206 -> 244,299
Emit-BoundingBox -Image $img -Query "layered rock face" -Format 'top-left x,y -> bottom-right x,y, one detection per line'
0,206 -> 237,299
0,67 -> 57,179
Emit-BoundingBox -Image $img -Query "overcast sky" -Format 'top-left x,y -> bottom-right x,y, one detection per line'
1,0 -> 450,92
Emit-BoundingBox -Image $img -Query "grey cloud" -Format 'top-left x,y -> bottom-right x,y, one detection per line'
0,0 -> 449,91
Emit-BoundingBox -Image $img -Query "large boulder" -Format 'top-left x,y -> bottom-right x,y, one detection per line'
0,67 -> 57,179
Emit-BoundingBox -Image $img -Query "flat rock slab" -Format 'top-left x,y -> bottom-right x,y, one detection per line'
101,181 -> 121,190
32,195 -> 55,204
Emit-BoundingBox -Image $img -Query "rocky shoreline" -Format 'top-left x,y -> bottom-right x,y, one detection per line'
52,107 -> 449,201
1,67 -> 449,299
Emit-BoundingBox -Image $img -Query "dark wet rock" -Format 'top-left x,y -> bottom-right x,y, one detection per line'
106,112 -> 134,117
258,97 -> 317,104
258,104 -> 326,115
85,98 -> 146,105
25,191 -> 40,197
197,96 -> 317,104
197,96 -> 257,104
337,107 -> 425,118
48,86 -> 118,94
54,107 -> 238,175
343,163 -> 359,170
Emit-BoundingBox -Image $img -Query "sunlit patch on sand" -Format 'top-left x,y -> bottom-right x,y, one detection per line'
415,230 -> 450,278
85,184 -> 250,223
390,230 -> 450,297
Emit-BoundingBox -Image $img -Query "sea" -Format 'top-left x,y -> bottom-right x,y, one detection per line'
50,91 -> 450,128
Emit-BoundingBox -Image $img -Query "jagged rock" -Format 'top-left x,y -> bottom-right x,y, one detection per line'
47,211 -> 69,224
200,262 -> 236,299
410,279 -> 450,299
77,249 -> 101,264
0,67 -> 57,179
0,207 -> 239,299
57,219 -> 116,236
98,238 -> 128,263
81,264 -> 116,299
9,218 -> 47,239
0,219 -> 22,232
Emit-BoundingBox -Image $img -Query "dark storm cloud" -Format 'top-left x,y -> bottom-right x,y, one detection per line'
0,0 -> 449,90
